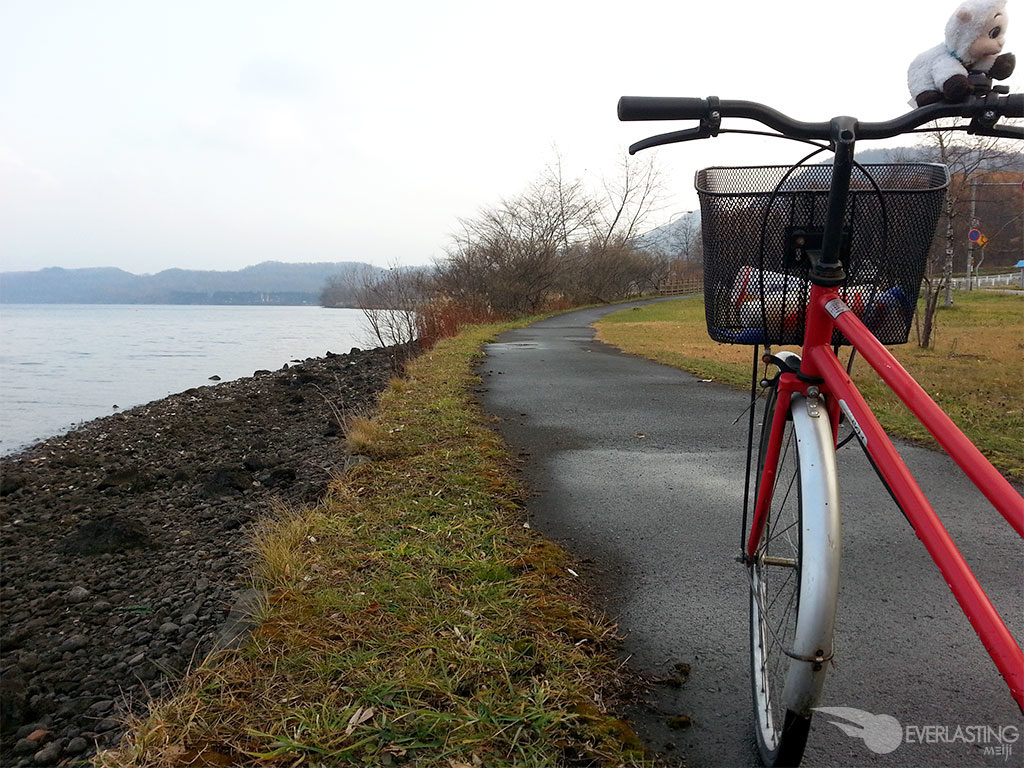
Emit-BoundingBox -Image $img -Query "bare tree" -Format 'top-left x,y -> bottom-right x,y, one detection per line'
437,188 -> 566,315
431,153 -> 668,314
320,273 -> 363,307
911,127 -> 1012,347
350,264 -> 424,364
598,155 -> 664,249
667,212 -> 703,264
546,153 -> 601,251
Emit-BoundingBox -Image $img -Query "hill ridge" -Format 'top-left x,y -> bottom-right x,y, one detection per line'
0,261 -> 380,305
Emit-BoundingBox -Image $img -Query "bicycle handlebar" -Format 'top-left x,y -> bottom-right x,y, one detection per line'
617,94 -> 1024,151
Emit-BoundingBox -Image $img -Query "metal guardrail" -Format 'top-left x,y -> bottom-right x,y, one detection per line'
949,272 -> 1024,290
659,272 -> 1021,297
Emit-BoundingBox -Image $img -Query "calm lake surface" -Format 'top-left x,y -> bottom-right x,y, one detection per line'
0,304 -> 372,455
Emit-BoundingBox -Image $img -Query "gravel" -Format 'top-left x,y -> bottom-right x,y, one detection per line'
0,345 -> 405,765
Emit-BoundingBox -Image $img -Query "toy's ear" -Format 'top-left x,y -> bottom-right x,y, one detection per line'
957,8 -> 973,23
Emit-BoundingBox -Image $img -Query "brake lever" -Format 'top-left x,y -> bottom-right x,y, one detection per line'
965,88 -> 1024,140
629,126 -> 712,154
628,105 -> 722,154
966,119 -> 1024,140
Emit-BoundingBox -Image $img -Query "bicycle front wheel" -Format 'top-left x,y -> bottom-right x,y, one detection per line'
749,387 -> 841,767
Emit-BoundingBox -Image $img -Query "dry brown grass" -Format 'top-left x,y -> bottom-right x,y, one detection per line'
595,292 -> 1024,480
97,322 -> 649,768
343,415 -> 387,458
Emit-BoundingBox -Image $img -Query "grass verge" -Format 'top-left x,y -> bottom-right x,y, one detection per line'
97,323 -> 649,768
595,292 -> 1024,481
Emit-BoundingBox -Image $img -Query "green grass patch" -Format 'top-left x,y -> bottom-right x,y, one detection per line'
98,324 -> 649,768
596,292 -> 1024,481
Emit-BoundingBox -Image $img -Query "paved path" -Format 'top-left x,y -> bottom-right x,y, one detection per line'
478,301 -> 1023,767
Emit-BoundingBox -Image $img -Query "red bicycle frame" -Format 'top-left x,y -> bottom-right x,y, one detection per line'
747,282 -> 1024,710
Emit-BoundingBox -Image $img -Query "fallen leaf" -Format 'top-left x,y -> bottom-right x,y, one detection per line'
345,706 -> 375,735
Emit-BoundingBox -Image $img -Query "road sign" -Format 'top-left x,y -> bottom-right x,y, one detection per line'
968,228 -> 981,242
977,234 -> 989,247
971,217 -> 981,228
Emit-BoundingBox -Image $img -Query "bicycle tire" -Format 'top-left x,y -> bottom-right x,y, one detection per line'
749,381 -> 841,767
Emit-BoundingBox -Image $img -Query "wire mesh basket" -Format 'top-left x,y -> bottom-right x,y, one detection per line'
697,163 -> 949,345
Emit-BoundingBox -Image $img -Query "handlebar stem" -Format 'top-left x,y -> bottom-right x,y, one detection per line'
812,117 -> 857,285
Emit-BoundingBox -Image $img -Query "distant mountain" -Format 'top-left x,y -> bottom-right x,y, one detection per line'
848,145 -> 1024,171
0,261 -> 381,305
635,210 -> 702,255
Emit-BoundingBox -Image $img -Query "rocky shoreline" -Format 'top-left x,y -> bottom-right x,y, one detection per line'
0,345 -> 403,766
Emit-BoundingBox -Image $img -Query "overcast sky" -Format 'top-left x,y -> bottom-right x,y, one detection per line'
1,1 -> 1020,274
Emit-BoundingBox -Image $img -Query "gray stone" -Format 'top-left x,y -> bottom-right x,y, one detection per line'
211,589 -> 264,651
203,467 -> 249,496
56,634 -> 87,653
27,694 -> 56,715
86,700 -> 113,715
56,699 -> 89,717
0,674 -> 29,733
64,586 -> 90,604
0,472 -> 26,495
345,454 -> 372,471
136,663 -> 157,682
64,736 -> 88,755
32,739 -> 65,765
60,517 -> 152,556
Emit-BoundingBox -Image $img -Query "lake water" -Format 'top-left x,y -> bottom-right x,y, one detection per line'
0,304 -> 373,455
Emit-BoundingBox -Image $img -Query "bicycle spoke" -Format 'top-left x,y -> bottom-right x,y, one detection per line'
764,516 -> 799,549
763,567 -> 797,614
771,585 -> 799,644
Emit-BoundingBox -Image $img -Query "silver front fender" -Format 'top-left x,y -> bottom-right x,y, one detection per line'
783,392 -> 842,715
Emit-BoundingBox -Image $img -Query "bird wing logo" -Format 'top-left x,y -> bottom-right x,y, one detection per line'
814,707 -> 903,754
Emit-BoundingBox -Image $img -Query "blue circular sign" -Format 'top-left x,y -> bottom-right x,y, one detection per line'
968,228 -> 981,242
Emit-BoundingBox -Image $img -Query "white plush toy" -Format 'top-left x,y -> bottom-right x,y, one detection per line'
908,0 -> 1016,106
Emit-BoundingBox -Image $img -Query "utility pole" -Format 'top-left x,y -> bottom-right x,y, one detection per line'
965,178 -> 1022,291
967,180 -> 977,291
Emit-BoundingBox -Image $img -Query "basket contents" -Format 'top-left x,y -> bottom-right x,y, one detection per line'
728,266 -> 914,343
697,163 -> 948,346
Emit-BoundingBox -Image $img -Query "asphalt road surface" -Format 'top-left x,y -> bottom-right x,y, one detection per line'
478,300 -> 1023,768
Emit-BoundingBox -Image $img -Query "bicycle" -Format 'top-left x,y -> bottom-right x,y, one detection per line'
617,87 -> 1024,766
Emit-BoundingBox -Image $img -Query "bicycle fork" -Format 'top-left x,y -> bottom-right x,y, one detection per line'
748,366 -> 842,715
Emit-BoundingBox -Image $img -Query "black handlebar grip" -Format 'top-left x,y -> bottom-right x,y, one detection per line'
617,96 -> 709,121
1003,93 -> 1024,117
